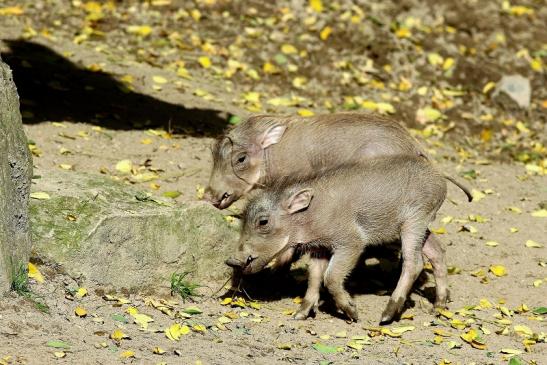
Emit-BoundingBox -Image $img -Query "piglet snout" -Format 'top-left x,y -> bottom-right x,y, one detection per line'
225,258 -> 245,268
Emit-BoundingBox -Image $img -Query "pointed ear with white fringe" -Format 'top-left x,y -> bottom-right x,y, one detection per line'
284,188 -> 314,214
259,124 -> 287,149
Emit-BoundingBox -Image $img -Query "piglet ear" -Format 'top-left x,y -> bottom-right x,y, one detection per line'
259,124 -> 287,149
285,188 -> 314,214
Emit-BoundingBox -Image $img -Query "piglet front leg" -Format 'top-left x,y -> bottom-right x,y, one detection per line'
294,256 -> 329,320
323,248 -> 361,322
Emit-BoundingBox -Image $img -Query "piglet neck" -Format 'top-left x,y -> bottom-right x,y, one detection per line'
260,146 -> 274,184
290,211 -> 317,247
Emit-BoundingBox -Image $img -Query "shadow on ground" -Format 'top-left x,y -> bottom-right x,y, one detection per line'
2,40 -> 229,136
227,245 -> 435,321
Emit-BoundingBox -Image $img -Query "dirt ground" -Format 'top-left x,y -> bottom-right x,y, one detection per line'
1,0 -> 546,364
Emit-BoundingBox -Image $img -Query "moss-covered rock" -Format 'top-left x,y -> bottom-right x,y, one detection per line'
30,171 -> 238,291
0,56 -> 33,293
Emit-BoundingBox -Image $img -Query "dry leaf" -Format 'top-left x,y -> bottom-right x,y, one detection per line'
28,263 -> 44,283
489,265 -> 507,277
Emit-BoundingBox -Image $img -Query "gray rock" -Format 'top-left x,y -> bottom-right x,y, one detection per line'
0,55 -> 33,293
493,74 -> 531,109
30,171 -> 238,291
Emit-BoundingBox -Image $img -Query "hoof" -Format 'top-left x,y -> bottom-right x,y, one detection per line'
380,297 -> 404,324
340,302 -> 359,322
293,311 -> 308,320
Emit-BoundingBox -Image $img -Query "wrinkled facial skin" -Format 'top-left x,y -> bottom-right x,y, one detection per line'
205,138 -> 263,209
226,188 -> 313,274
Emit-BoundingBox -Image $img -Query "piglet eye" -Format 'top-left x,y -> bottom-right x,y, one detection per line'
259,218 -> 269,226
237,155 -> 247,163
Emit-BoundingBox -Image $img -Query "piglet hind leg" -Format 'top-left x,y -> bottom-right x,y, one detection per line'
421,230 -> 449,309
294,256 -> 329,320
323,249 -> 361,322
380,224 -> 427,324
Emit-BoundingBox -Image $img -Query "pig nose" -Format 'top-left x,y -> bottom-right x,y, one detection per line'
225,258 -> 244,268
204,188 -> 221,207
218,192 -> 232,209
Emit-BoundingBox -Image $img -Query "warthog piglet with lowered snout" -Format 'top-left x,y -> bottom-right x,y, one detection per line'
226,155 -> 450,324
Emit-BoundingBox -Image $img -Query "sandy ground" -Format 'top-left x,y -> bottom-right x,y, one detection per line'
0,123 -> 544,365
0,0 -> 546,364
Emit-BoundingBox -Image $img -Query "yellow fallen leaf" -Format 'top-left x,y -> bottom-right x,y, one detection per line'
53,351 -> 66,358
217,316 -> 231,324
59,164 -> 73,170
193,324 -> 206,332
395,27 -> 411,38
507,206 -> 522,214
111,329 -> 128,341
381,326 -> 414,337
525,240 -> 543,248
514,325 -> 533,337
442,57 -> 455,70
320,26 -> 332,41
28,263 -> 44,283
460,329 -> 486,349
75,306 -> 87,317
431,227 -> 446,234
115,160 -> 133,174
177,66 -> 191,79
479,298 -> 492,309
309,0 -> 323,12
262,62 -> 280,74
153,347 -> 165,354
470,189 -> 485,202
141,138 -> 153,145
376,102 -> 395,114
441,216 -> 453,224
509,227 -> 519,233
450,319 -> 466,330
531,209 -> 547,218
0,6 -> 24,15
489,265 -> 507,277
416,107 -> 443,123
509,5 -> 534,16
433,329 -> 452,337
281,44 -> 297,54
126,25 -> 152,37
220,298 -> 232,305
437,309 -> 454,319
120,350 -> 135,359
190,9 -> 201,21
198,56 -> 211,69
76,287 -> 87,298
152,75 -> 167,84
390,326 -> 415,334
460,329 -> 477,343
485,241 -> 499,247
482,81 -> 496,94
427,53 -> 443,66
133,313 -> 154,329
243,92 -> 260,103
277,343 -> 292,350
335,330 -> 347,338
529,57 -> 543,72
297,109 -> 314,117
292,76 -> 307,88
30,192 -> 51,200
165,323 -> 190,341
